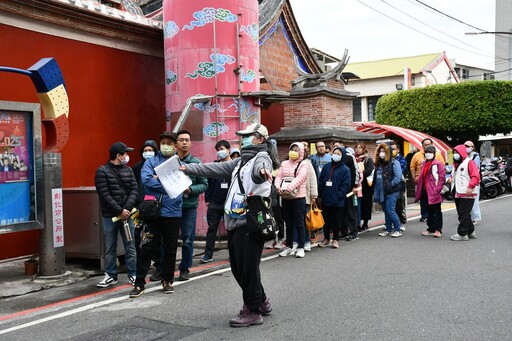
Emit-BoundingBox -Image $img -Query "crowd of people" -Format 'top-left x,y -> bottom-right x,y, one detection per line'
93,123 -> 481,328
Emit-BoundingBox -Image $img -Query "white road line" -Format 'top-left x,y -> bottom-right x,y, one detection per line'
0,253 -> 279,335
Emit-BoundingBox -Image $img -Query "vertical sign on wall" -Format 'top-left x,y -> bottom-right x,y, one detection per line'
404,67 -> 412,90
52,188 -> 64,248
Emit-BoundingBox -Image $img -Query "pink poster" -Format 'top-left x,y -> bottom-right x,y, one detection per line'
0,112 -> 29,184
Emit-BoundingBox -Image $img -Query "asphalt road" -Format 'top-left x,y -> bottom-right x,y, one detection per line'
1,195 -> 512,340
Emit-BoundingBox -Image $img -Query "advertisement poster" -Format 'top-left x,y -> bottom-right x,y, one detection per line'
0,111 -> 32,226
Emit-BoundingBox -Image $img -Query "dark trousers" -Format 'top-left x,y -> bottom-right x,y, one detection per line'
396,190 -> 407,224
455,198 -> 475,236
204,203 -> 224,259
420,189 -> 429,219
228,225 -> 266,313
426,202 -> 443,232
341,197 -> 357,236
323,206 -> 343,241
135,216 -> 181,287
272,202 -> 285,240
282,197 -> 307,248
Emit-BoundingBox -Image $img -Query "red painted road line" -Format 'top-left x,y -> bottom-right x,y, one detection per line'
0,284 -> 130,321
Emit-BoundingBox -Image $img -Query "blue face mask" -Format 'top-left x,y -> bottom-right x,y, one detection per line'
241,136 -> 253,148
217,150 -> 228,159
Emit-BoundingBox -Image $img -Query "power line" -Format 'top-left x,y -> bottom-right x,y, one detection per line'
413,0 -> 487,32
355,0 -> 495,60
379,0 -> 487,55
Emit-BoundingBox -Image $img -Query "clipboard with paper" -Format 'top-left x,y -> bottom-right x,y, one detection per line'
154,155 -> 192,199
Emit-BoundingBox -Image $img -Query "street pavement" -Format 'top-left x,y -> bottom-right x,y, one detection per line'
1,195 -> 512,340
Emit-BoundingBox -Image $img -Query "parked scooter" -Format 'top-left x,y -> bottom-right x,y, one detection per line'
480,173 -> 501,199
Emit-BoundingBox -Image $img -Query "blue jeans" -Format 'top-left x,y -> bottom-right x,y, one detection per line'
179,208 -> 197,271
102,217 -> 136,277
381,192 -> 401,232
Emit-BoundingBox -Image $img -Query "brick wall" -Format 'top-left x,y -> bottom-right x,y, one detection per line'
260,25 -> 298,91
284,95 -> 353,128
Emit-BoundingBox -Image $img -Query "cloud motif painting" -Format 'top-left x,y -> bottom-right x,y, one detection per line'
164,21 -> 179,38
240,24 -> 259,42
240,69 -> 256,83
194,102 -> 228,113
166,70 -> 178,85
186,54 -> 236,79
203,122 -> 229,137
183,7 -> 237,31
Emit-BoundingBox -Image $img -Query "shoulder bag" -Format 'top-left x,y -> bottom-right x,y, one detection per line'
280,160 -> 303,200
137,194 -> 163,221
237,167 -> 277,241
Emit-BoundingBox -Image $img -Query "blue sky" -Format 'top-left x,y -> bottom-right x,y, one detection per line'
291,0 -> 496,70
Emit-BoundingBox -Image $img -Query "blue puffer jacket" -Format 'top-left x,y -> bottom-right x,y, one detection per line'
318,148 -> 351,207
141,152 -> 183,217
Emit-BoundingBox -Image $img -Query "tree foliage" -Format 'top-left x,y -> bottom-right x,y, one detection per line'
375,81 -> 512,145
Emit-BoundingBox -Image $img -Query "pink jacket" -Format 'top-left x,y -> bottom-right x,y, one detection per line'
275,142 -> 309,199
415,159 -> 445,205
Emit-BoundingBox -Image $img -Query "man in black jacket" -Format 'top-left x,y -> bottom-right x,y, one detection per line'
94,141 -> 139,288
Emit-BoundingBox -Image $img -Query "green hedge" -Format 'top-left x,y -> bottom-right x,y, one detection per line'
375,81 -> 512,143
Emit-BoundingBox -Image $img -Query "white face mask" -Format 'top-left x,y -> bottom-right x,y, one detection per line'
453,153 -> 461,161
142,151 -> 155,160
120,154 -> 129,165
332,154 -> 342,162
379,152 -> 386,159
425,153 -> 434,160
466,147 -> 472,154
217,150 -> 228,159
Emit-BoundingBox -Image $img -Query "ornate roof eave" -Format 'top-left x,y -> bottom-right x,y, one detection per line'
259,0 -> 322,74
270,126 -> 384,143
292,49 -> 351,86
0,0 -> 163,56
289,86 -> 359,100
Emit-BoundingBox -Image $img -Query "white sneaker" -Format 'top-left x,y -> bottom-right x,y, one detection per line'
400,225 -> 406,232
97,273 -> 118,288
264,240 -> 275,249
279,247 -> 294,257
274,240 -> 285,250
379,231 -> 390,237
295,248 -> 305,258
304,242 -> 312,252
128,275 -> 136,286
391,231 -> 402,238
450,233 -> 469,241
292,242 -> 298,252
469,231 -> 477,239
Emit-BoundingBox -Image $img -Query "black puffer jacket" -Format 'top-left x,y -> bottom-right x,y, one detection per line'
94,162 -> 139,218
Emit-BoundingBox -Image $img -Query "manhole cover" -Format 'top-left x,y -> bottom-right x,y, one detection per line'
72,317 -> 205,340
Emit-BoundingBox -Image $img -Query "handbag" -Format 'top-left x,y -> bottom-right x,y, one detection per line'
237,166 -> 277,241
305,202 -> 324,231
279,160 -> 303,200
137,194 -> 163,221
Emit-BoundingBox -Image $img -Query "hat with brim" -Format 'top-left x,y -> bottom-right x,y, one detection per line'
109,141 -> 134,155
235,123 -> 269,139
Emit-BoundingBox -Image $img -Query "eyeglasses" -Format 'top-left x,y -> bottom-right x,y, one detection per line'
177,138 -> 191,142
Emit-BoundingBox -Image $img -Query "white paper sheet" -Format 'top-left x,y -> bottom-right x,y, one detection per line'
154,155 -> 192,199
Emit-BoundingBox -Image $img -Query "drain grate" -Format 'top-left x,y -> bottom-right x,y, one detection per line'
72,317 -> 205,340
